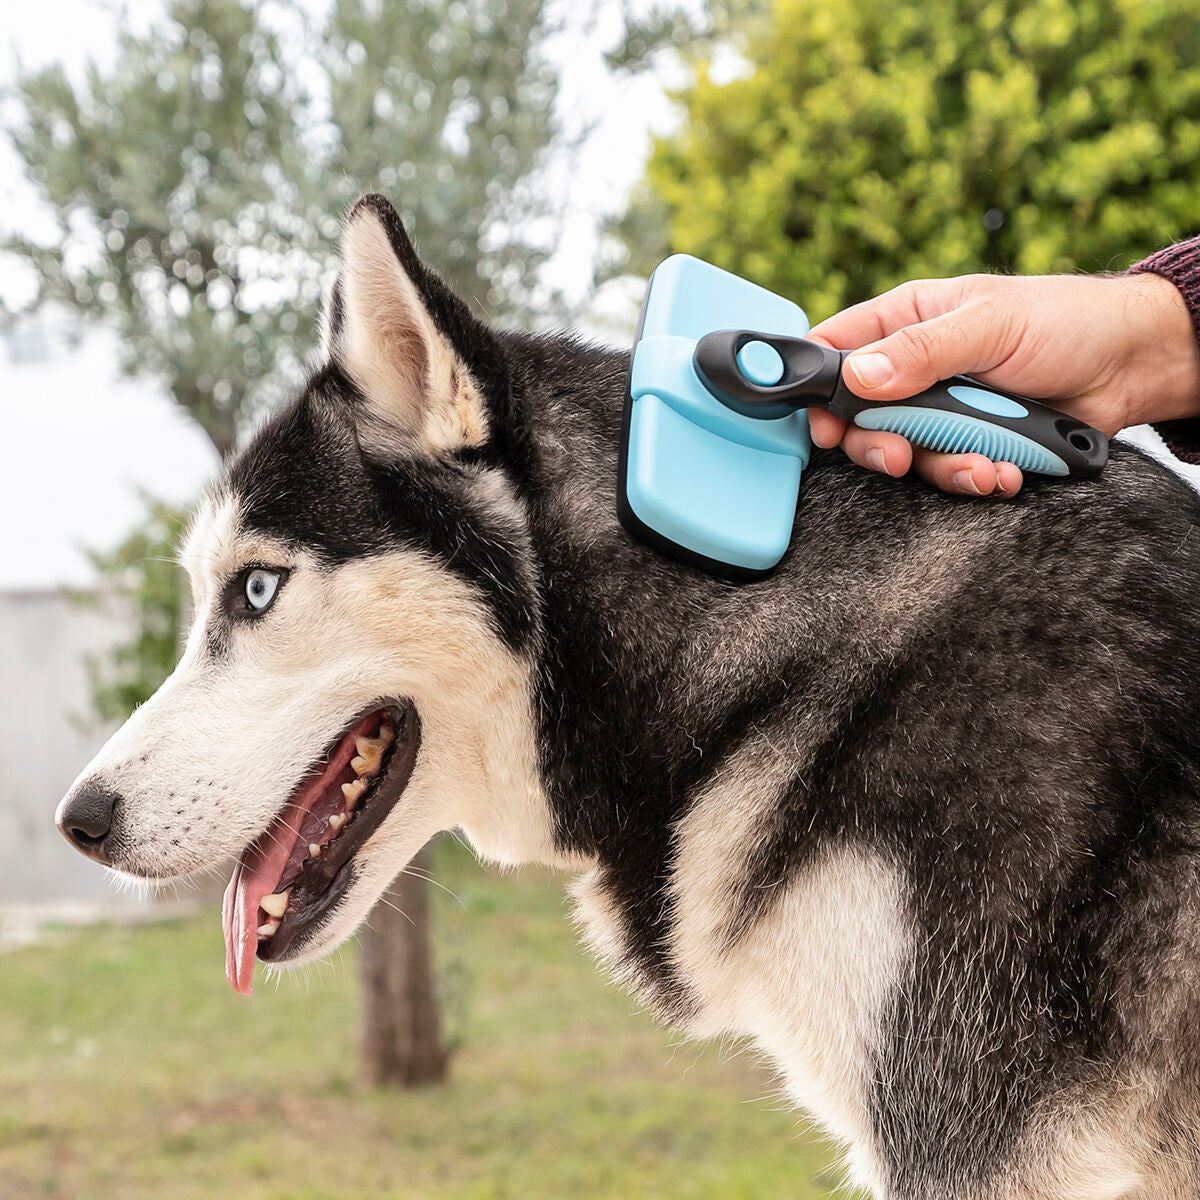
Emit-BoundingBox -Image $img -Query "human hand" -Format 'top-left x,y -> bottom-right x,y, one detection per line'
807,272 -> 1200,496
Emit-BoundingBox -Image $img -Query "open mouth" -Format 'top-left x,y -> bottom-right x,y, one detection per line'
222,699 -> 420,995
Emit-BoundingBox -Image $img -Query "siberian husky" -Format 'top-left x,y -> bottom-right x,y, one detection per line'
58,194 -> 1200,1198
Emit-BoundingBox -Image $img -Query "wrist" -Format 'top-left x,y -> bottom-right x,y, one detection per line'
1118,272 -> 1200,428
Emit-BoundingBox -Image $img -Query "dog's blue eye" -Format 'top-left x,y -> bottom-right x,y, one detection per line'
244,569 -> 280,612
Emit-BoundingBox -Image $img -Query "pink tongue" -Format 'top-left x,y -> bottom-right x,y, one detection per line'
222,832 -> 292,997
221,714 -> 379,996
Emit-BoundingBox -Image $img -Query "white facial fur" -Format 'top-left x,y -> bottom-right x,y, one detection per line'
61,485 -> 570,964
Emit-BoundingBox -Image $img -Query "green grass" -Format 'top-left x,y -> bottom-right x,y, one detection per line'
0,843 -> 848,1199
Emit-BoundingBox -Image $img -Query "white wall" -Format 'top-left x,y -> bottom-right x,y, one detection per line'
0,320 -> 218,911
0,321 -> 220,591
0,589 -> 148,906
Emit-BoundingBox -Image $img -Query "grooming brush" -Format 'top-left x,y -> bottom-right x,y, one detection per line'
619,255 -> 1108,578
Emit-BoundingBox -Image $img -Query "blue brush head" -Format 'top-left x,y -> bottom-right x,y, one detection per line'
619,255 -> 812,578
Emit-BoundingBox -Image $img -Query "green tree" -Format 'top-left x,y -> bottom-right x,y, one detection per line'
77,500 -> 191,725
620,0 -> 1200,320
6,0 -> 562,1088
5,0 -> 559,456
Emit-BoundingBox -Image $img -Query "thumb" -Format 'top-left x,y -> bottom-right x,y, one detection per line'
841,302 -> 1017,401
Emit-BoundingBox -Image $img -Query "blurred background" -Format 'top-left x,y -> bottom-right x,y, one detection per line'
3,1 -> 1200,1197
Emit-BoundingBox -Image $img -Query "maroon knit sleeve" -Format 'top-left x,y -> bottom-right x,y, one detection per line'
1129,239 -> 1200,463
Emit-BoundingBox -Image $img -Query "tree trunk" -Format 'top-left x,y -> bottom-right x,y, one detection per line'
358,843 -> 448,1087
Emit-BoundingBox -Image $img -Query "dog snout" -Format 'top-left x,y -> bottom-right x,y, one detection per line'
56,782 -> 121,864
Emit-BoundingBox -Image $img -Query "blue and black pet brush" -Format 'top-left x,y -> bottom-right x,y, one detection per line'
618,255 -> 1108,579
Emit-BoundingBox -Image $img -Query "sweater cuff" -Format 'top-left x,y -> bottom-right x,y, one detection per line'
1129,239 -> 1200,463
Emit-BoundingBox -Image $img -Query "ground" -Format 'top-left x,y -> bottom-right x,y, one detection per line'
0,841 -> 850,1199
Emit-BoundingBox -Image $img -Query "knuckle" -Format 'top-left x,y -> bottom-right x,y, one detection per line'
897,276 -> 959,322
893,277 -> 935,308
963,272 -> 1002,294
881,278 -> 933,322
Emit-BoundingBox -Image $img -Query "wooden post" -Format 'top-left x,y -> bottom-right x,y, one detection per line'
358,842 -> 448,1087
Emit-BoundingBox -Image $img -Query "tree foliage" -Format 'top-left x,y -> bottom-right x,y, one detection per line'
75,500 -> 190,726
622,0 -> 1200,320
4,0 -> 560,457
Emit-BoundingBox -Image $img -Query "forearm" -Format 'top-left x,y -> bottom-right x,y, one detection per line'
1129,238 -> 1200,463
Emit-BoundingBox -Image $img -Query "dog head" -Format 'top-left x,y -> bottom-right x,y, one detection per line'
56,195 -> 563,993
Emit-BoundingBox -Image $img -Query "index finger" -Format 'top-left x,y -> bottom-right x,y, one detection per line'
809,278 -> 966,351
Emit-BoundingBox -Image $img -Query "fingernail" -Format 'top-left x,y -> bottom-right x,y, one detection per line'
953,468 -> 982,495
995,466 -> 1016,497
866,447 -> 889,474
847,352 -> 894,388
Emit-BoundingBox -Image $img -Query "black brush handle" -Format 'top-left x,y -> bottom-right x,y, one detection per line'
693,330 -> 1108,479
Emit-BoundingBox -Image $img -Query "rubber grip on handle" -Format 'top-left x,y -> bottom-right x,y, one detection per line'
827,373 -> 1108,479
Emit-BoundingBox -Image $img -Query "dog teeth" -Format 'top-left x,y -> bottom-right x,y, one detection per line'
350,753 -> 376,776
260,891 -> 289,918
257,919 -> 279,939
341,778 -> 366,808
328,811 -> 347,832
352,731 -> 389,776
309,842 -> 321,858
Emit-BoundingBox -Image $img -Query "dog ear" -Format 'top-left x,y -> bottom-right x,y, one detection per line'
327,193 -> 507,457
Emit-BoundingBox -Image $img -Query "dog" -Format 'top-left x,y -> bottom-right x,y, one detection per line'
57,193 -> 1200,1199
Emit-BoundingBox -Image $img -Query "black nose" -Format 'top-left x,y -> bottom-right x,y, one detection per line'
57,784 -> 120,863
